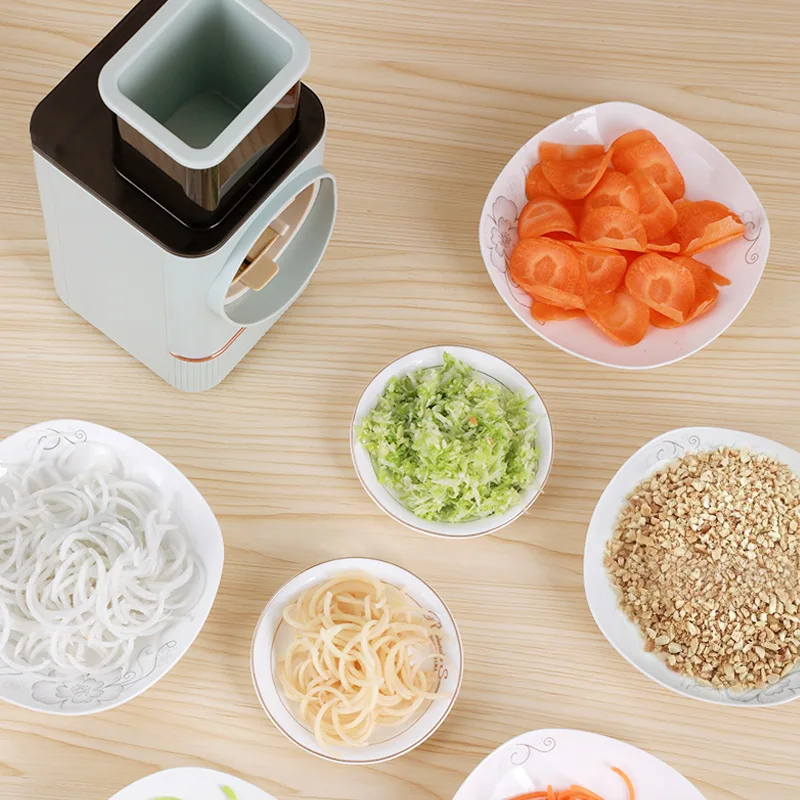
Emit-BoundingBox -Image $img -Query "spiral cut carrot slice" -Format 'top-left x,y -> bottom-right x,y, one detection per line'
648,255 -> 720,327
674,199 -> 745,256
649,308 -> 683,329
583,171 -> 640,215
671,255 -> 719,320
579,206 -> 647,252
509,237 -> 586,309
526,162 -> 559,200
625,252 -> 695,322
541,149 -> 614,200
612,137 -> 685,202
530,299 -> 585,323
585,290 -> 650,346
569,241 -> 628,301
610,129 -> 656,151
518,196 -> 578,240
707,266 -> 732,286
645,235 -> 681,253
629,169 -> 677,240
539,142 -> 606,161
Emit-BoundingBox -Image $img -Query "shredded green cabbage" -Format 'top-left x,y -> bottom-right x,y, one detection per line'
357,353 -> 540,522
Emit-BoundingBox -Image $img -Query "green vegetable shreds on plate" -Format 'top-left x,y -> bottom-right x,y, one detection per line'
357,353 -> 539,522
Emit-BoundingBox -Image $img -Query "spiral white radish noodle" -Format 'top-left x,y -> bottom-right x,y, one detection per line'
0,443 -> 200,677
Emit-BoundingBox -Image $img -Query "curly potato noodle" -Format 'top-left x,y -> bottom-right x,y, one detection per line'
278,572 -> 444,747
0,443 -> 200,677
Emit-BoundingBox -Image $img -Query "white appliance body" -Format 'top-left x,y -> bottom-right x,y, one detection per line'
34,137 -> 335,392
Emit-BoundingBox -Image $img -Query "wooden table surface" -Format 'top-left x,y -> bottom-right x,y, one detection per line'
1,0 -> 799,798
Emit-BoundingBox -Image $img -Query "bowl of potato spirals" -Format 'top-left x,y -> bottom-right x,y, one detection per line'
250,557 -> 463,763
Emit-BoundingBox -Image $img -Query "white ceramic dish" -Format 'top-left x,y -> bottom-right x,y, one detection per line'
0,419 -> 224,716
350,345 -> 554,538
452,728 -> 706,800
107,767 -> 275,800
480,101 -> 770,370
250,557 -> 463,764
584,426 -> 800,707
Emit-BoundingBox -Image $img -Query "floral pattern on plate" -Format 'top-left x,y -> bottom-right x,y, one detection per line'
452,728 -> 706,800
28,642 -> 177,711
487,196 -> 519,272
485,196 -> 532,308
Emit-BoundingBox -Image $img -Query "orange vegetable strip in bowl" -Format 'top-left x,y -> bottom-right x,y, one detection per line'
674,200 -> 745,256
585,290 -> 650,346
569,241 -> 627,300
649,308 -> 682,329
671,255 -> 719,320
707,266 -> 732,286
561,199 -> 586,223
568,786 -> 606,800
611,767 -> 635,800
539,142 -> 606,161
527,285 -> 586,310
579,206 -> 647,252
625,252 -> 695,322
504,793 -> 550,799
509,238 -> 586,309
683,214 -> 745,256
510,238 -> 582,289
504,767 -> 636,800
645,235 -> 680,254
612,138 -> 685,201
530,299 -> 584,323
526,162 -> 559,200
610,129 -> 656,152
629,169 -> 677,240
687,290 -> 718,321
541,149 -> 614,200
518,196 -> 578,240
583,171 -> 640,214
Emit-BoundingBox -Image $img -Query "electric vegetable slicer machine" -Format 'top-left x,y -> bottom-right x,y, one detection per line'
31,0 -> 336,391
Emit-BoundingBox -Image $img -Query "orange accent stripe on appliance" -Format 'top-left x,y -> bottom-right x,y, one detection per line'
169,327 -> 247,363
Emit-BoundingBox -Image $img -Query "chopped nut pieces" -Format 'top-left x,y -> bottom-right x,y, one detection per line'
605,447 -> 800,690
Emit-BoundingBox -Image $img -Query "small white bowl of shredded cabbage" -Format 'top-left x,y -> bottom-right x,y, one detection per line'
351,346 -> 554,538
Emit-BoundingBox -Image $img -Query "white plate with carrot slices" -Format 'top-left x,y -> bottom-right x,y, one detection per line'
451,728 -> 707,800
480,101 -> 770,369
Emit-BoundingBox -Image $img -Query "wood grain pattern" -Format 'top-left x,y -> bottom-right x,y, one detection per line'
1,0 -> 799,797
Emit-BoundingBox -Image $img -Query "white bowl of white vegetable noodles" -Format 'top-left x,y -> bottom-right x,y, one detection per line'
351,346 -> 554,538
0,419 -> 223,715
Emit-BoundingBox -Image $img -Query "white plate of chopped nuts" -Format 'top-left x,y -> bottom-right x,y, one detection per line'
584,426 -> 800,707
